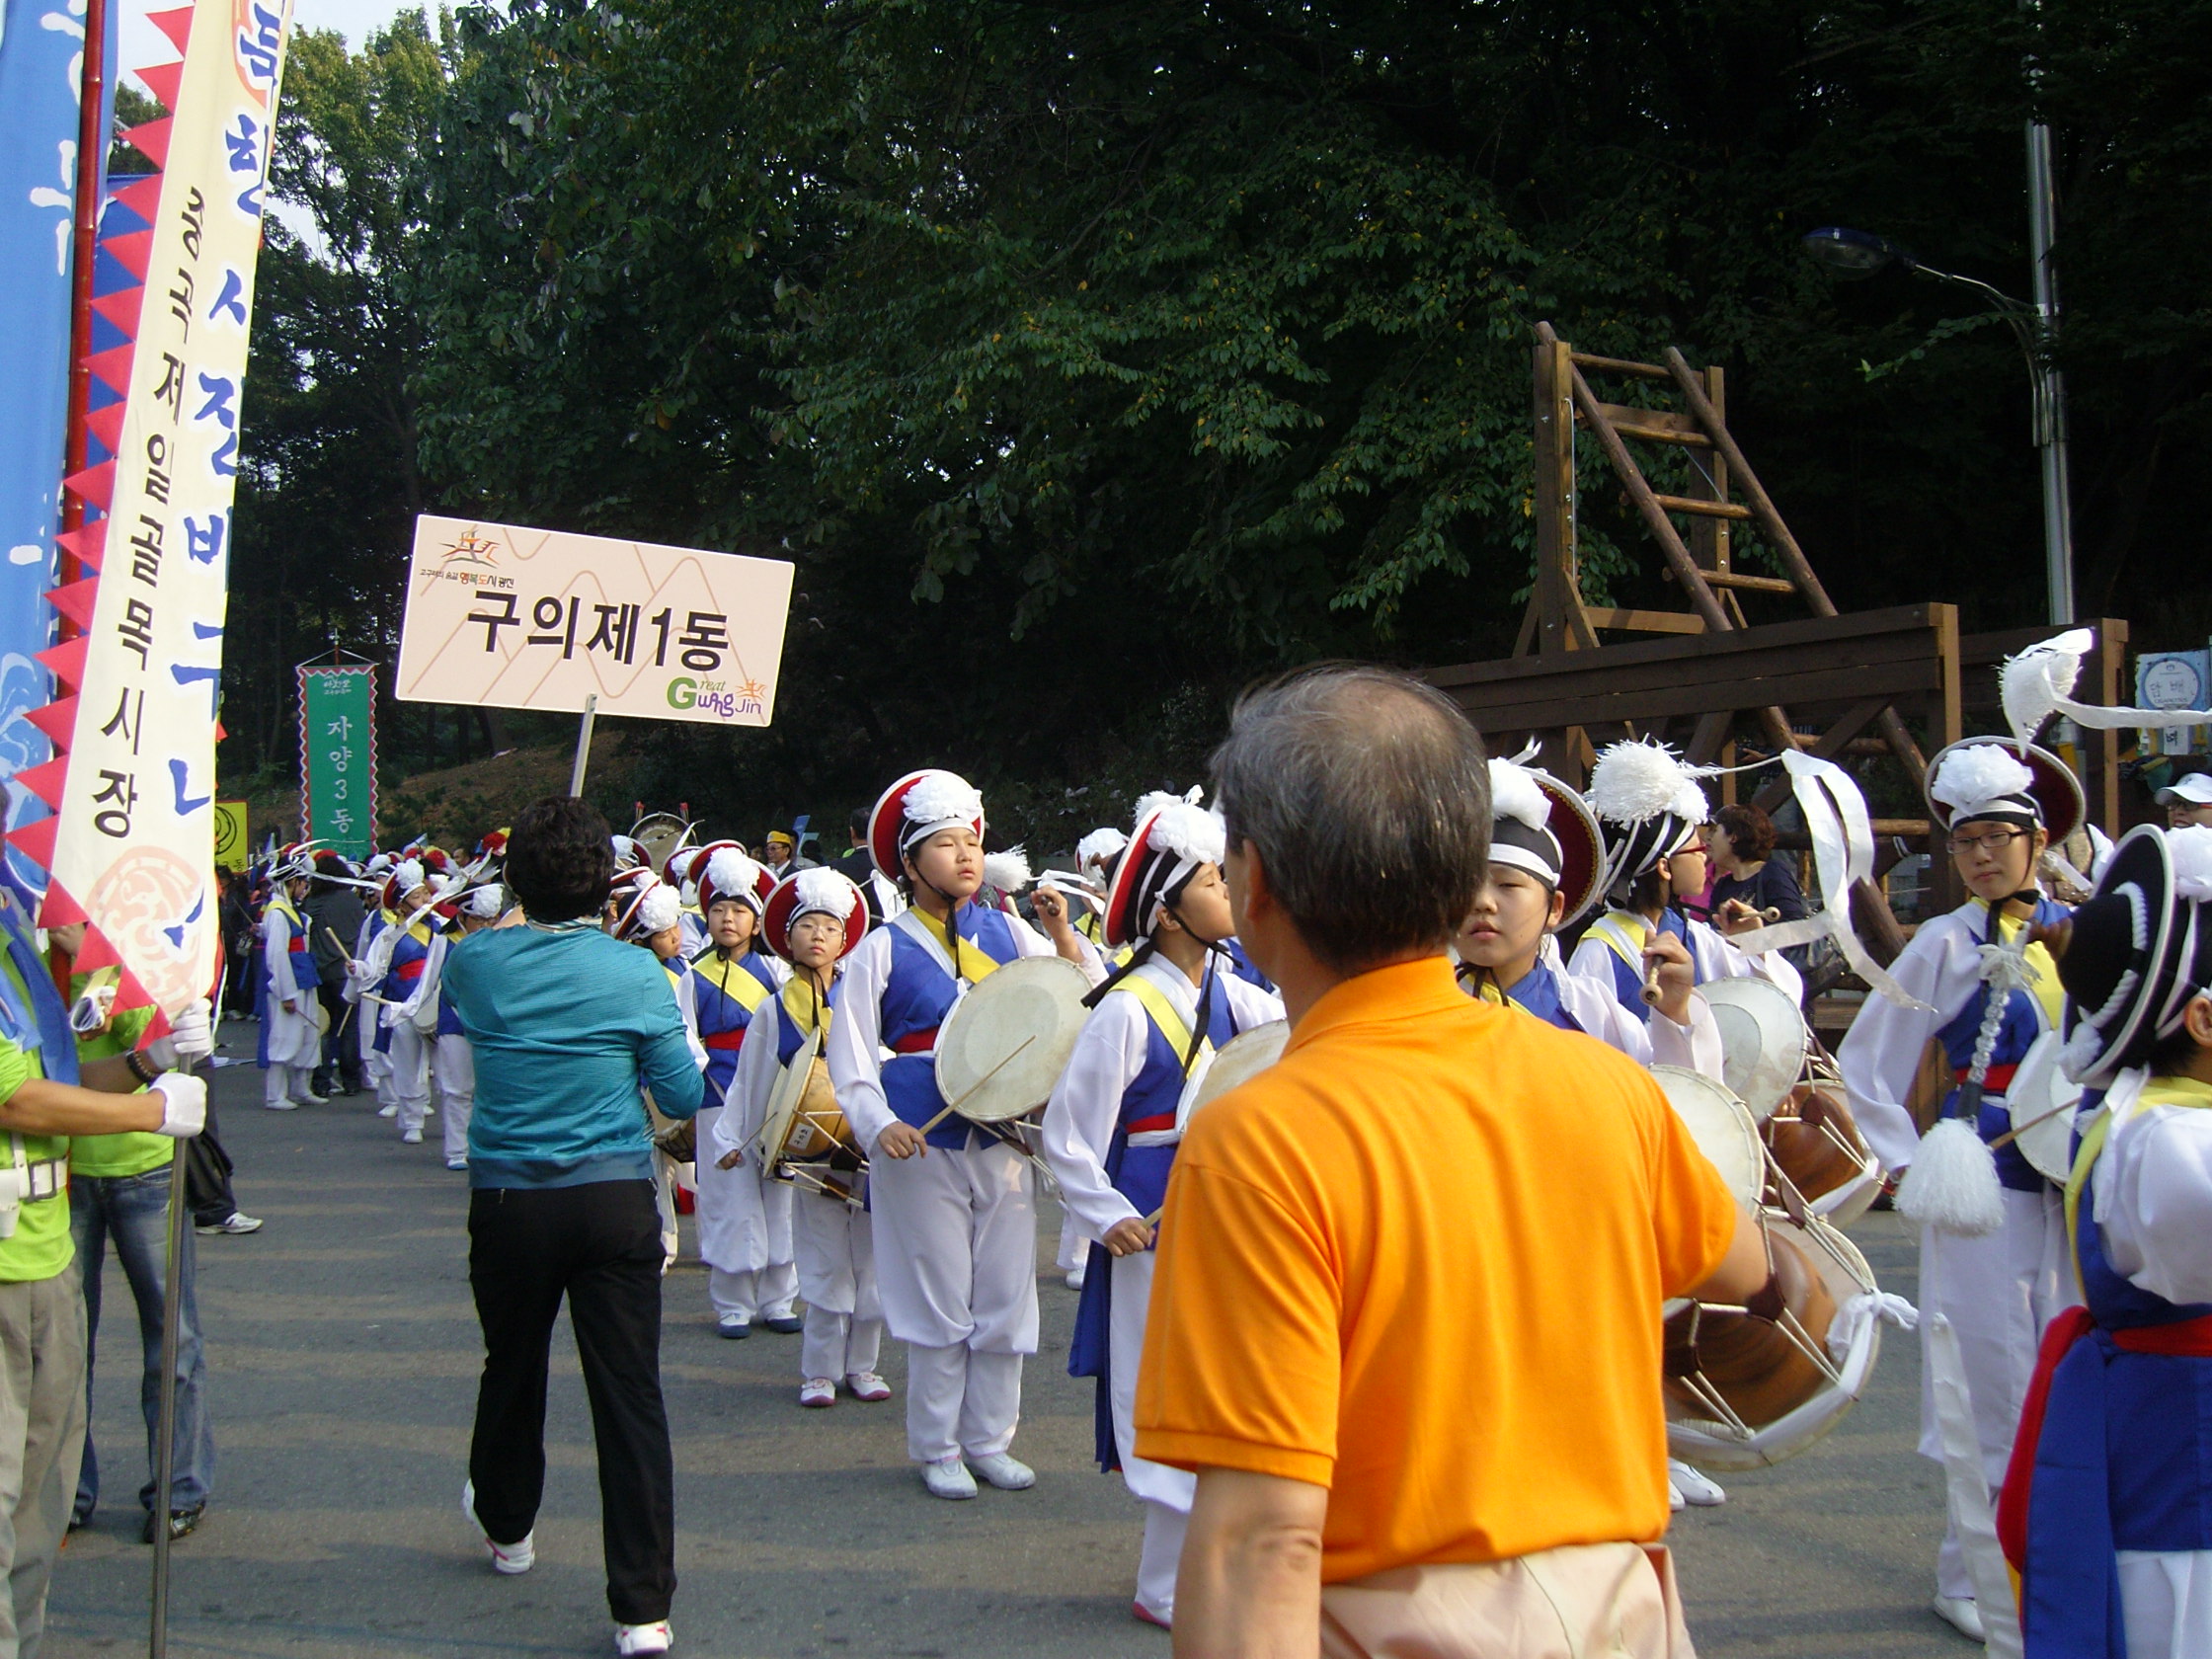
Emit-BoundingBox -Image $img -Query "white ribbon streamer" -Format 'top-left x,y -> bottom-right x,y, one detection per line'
1723,751 -> 1936,1011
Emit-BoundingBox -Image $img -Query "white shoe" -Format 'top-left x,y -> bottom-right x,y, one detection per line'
1667,1459 -> 1725,1506
1064,1267 -> 1086,1290
799,1378 -> 835,1408
1932,1595 -> 1985,1642
614,1620 -> 672,1656
462,1480 -> 534,1574
967,1451 -> 1035,1491
297,1087 -> 329,1105
446,1157 -> 469,1171
263,1097 -> 300,1112
377,1103 -> 398,1119
845,1371 -> 892,1402
195,1212 -> 264,1236
1668,1479 -> 1686,1512
402,1128 -> 424,1145
921,1456 -> 978,1500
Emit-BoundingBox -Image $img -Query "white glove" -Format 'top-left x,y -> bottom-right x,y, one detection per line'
149,1071 -> 206,1138
144,999 -> 214,1069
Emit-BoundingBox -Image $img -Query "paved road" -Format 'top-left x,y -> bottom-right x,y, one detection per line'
46,1020 -> 1971,1657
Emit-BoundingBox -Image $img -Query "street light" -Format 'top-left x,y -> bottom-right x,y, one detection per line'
1801,215 -> 2076,628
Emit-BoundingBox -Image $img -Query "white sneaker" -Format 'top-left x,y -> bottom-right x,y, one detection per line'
462,1480 -> 534,1574
614,1620 -> 672,1656
1932,1595 -> 1985,1642
1667,1459 -> 1725,1506
799,1378 -> 835,1408
446,1157 -> 469,1171
377,1103 -> 398,1119
263,1097 -> 300,1112
297,1086 -> 329,1105
401,1128 -> 424,1145
967,1451 -> 1035,1491
195,1212 -> 264,1236
921,1456 -> 978,1500
845,1371 -> 892,1402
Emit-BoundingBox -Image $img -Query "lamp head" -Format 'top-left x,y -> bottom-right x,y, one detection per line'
1801,225 -> 1912,278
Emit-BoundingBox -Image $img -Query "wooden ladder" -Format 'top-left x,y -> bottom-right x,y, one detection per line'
1519,321 -> 1931,805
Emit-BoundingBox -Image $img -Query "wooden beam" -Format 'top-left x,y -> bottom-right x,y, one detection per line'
1531,328 -> 1577,659
1569,351 -> 1671,381
1652,493 -> 1753,520
1585,607 -> 1706,635
1695,569 -> 1795,592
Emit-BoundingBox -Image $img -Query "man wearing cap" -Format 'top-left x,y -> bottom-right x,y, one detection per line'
1135,665 -> 1767,1657
762,830 -> 813,875
2156,771 -> 2212,829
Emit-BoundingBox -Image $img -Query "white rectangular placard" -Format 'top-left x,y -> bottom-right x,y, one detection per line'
395,515 -> 795,725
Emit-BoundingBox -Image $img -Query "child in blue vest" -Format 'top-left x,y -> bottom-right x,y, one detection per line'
1042,791 -> 1281,1626
721,867 -> 890,1407
2000,823 -> 2212,1659
825,769 -> 1102,1500
257,844 -> 323,1109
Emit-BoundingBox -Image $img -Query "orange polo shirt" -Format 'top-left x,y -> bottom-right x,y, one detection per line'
1133,954 -> 1737,1584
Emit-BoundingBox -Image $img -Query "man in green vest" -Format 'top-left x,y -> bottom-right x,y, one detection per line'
0,885 -> 208,1658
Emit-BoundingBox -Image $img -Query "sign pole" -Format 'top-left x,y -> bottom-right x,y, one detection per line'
569,694 -> 598,797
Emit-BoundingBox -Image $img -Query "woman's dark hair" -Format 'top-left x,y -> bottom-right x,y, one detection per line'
1714,803 -> 1778,862
506,796 -> 615,921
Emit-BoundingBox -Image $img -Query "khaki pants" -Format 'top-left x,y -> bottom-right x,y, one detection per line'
0,1263 -> 89,1659
1320,1541 -> 1695,1659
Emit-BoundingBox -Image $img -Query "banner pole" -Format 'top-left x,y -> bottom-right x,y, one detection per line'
569,694 -> 598,797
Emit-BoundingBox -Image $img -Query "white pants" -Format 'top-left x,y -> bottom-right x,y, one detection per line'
1111,1249 -> 1196,1620
1921,1185 -> 2079,1599
386,1022 -> 432,1138
708,1263 -> 797,1324
794,1186 -> 881,1379
433,1034 -> 474,1163
905,1343 -> 1022,1463
2119,1549 -> 2212,1659
361,1019 -> 393,1107
1056,1210 -> 1087,1274
264,1061 -> 310,1106
693,1107 -> 795,1275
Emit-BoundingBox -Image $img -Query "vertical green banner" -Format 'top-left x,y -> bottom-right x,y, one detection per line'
298,665 -> 378,857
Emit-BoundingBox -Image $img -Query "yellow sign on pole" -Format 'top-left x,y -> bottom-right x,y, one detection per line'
213,802 -> 250,872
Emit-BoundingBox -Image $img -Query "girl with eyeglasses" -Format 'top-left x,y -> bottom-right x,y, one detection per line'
1837,737 -> 2085,1644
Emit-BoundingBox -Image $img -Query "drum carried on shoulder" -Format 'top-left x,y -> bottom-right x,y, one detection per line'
1698,978 -> 1884,1225
1650,1064 -> 1900,1472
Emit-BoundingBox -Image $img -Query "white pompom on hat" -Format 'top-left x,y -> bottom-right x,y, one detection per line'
699,845 -> 771,914
868,768 -> 988,879
1103,788 -> 1226,948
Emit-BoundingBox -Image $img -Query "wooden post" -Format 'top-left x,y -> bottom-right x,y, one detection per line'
569,694 -> 598,797
1531,328 -> 1577,659
2094,618 -> 2129,837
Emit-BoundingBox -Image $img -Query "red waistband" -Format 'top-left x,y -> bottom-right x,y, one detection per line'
391,960 -> 425,981
2113,1311 -> 2212,1355
1955,1064 -> 2018,1091
1126,1112 -> 1177,1135
286,936 -> 310,952
703,1030 -> 747,1052
891,1029 -> 938,1054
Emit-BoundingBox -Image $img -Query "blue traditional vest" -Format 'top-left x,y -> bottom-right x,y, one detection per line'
690,947 -> 779,1109
265,894 -> 320,993
774,975 -> 839,1066
1585,908 -> 1694,1024
2014,1084 -> 2212,1657
879,904 -> 1023,1150
1505,961 -> 1586,1033
1933,897 -> 2068,1193
1068,963 -> 1248,1470
381,915 -> 436,1008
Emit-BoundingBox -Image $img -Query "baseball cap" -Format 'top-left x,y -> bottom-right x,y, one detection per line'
2156,772 -> 2212,807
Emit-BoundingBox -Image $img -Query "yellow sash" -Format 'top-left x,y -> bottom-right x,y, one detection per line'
778,974 -> 833,1040
1588,910 -> 1652,970
1113,972 -> 1214,1078
696,952 -> 773,1013
905,906 -> 1000,988
2064,1073 -> 2212,1266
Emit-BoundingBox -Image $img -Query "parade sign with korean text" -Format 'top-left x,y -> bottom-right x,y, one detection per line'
297,665 -> 376,856
43,0 -> 293,1019
394,516 -> 796,726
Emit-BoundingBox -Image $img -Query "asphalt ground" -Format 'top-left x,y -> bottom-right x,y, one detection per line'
44,1016 -> 1973,1658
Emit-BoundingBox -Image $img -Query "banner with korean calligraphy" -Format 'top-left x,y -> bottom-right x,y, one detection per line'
297,665 -> 375,856
22,0 -> 294,1022
394,515 -> 796,727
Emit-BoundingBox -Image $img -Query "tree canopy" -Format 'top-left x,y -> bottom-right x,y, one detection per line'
220,0 -> 2212,841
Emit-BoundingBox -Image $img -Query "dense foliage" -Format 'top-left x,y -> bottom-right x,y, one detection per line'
220,0 -> 2212,841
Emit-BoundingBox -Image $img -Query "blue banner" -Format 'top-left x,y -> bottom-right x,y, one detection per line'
0,0 -> 116,900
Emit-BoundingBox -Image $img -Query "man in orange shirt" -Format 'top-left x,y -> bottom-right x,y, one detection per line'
1134,665 -> 1769,1658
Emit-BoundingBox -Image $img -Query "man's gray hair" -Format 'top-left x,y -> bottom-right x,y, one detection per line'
1211,664 -> 1490,973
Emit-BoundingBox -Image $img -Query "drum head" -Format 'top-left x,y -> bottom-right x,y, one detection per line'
757,1024 -> 822,1166
630,813 -> 692,878
1697,978 -> 1806,1122
1180,1020 -> 1291,1129
1651,1066 -> 1765,1208
934,956 -> 1092,1124
2008,1029 -> 2084,1185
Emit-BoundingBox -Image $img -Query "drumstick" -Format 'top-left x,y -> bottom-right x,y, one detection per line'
1987,1099 -> 2077,1151
917,1035 -> 1037,1135
1639,953 -> 1666,1006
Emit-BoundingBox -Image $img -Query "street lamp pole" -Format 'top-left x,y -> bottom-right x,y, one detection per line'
2025,122 -> 2076,626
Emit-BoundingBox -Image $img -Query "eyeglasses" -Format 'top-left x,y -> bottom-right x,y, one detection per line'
1947,829 -> 2030,855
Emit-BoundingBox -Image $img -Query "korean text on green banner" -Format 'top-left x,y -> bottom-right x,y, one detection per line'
393,516 -> 795,726
297,665 -> 376,857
